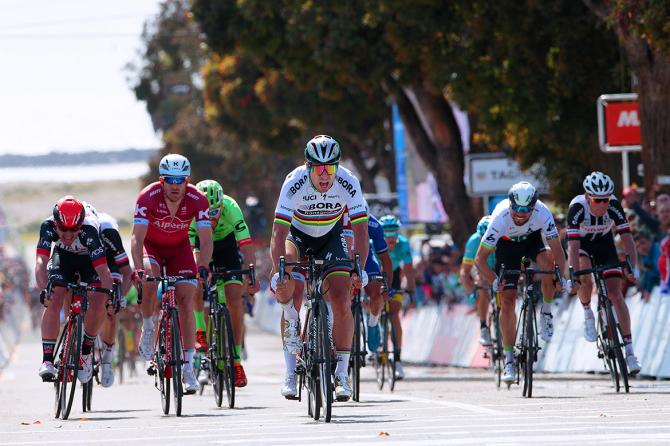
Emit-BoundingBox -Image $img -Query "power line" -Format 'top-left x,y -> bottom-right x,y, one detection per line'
0,12 -> 156,31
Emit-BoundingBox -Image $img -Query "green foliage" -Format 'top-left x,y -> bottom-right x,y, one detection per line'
610,1 -> 670,54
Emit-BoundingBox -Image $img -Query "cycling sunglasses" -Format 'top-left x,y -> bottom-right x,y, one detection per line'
510,203 -> 534,213
384,231 -> 399,238
161,175 -> 188,184
308,163 -> 338,175
589,196 -> 610,204
56,224 -> 81,234
208,208 -> 221,219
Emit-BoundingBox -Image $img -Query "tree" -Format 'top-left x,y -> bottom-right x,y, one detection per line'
585,0 -> 670,195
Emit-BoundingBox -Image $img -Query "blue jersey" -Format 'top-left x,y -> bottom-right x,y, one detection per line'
368,215 -> 388,255
463,232 -> 495,270
389,235 -> 412,271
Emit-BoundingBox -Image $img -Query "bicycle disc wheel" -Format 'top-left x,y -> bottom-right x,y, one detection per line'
220,305 -> 236,408
522,306 -> 534,398
158,319 -> 170,415
62,316 -> 82,420
170,310 -> 183,416
351,304 -> 363,402
316,301 -> 333,422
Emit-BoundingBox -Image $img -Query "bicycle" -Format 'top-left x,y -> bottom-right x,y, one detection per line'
479,285 -> 503,388
499,259 -> 560,398
572,257 -> 633,393
201,264 -> 255,408
138,271 -> 203,416
281,252 -> 360,422
349,272 -> 385,402
375,287 -> 406,392
42,279 -> 112,420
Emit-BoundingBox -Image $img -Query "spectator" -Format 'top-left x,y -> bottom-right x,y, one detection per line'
622,186 -> 663,239
635,231 -> 661,301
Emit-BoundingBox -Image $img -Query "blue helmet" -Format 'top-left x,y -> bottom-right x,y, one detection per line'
477,215 -> 492,237
379,214 -> 402,231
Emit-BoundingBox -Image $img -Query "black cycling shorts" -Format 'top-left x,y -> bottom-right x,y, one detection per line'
578,231 -> 622,277
391,267 -> 401,290
494,230 -> 548,289
48,248 -> 100,285
211,233 -> 243,284
287,220 -> 351,278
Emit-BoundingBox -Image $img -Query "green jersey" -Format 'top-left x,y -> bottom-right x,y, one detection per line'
189,194 -> 252,251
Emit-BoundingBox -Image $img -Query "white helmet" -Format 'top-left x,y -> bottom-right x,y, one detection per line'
508,181 -> 538,209
159,153 -> 191,177
583,171 -> 614,196
304,135 -> 341,164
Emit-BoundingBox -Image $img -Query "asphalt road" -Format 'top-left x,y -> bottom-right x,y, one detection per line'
2,325 -> 670,445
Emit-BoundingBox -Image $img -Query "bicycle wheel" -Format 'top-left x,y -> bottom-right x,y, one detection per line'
305,309 -> 320,420
489,308 -> 503,388
316,300 -> 333,422
598,302 -> 620,392
208,312 -> 224,407
219,305 -> 236,408
53,326 -> 67,419
170,309 -> 183,416
606,301 -> 629,393
375,310 -> 388,390
116,329 -> 125,385
350,303 -> 363,402
61,316 -> 82,420
386,315 -> 398,391
521,303 -> 535,398
82,381 -> 92,412
158,317 -> 170,415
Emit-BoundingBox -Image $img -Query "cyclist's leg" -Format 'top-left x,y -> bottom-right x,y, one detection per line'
139,242 -> 161,350
364,252 -> 383,351
388,268 -> 403,362
494,239 -> 523,368
278,238 -> 303,398
40,250 -> 70,377
325,273 -> 353,374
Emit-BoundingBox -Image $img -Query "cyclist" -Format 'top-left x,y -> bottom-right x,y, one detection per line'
270,135 -> 369,401
567,172 -> 641,374
84,203 -> 133,388
459,215 -> 495,346
474,181 -> 566,384
36,196 -> 114,383
189,179 -> 259,388
131,153 -> 213,394
379,214 -> 416,380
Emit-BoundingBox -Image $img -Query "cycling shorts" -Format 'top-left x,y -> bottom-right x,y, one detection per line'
494,230 -> 548,290
287,220 -> 351,279
48,248 -> 100,285
143,237 -> 196,283
211,233 -> 243,285
578,231 -> 622,278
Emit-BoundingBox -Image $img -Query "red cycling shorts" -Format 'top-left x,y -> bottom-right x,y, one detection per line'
143,237 -> 196,276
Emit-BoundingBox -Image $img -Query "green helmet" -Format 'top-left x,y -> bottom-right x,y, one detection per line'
379,214 -> 402,231
196,179 -> 224,209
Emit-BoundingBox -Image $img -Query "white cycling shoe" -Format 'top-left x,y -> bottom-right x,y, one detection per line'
583,317 -> 597,342
334,373 -> 352,401
281,373 -> 298,400
101,362 -> 114,387
139,327 -> 154,361
182,363 -> 200,394
38,361 -> 57,381
626,355 -> 641,375
395,361 -> 405,380
78,354 -> 93,384
540,312 -> 554,342
479,327 -> 492,346
502,361 -> 516,383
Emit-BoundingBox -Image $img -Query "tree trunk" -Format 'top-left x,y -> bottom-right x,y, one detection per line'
344,135 -> 379,193
383,76 -> 477,248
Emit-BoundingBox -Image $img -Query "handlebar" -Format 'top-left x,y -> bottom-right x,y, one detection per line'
41,279 -> 113,306
570,256 -> 632,281
210,264 -> 256,289
278,254 -> 361,285
137,274 -> 198,305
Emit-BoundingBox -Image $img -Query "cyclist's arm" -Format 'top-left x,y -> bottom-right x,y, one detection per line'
95,263 -> 114,291
130,223 -> 148,272
474,245 -> 496,285
119,264 -> 133,296
459,262 -> 475,294
196,225 -> 213,269
547,236 -> 567,277
378,251 -> 393,284
270,222 -> 289,274
620,232 -> 638,271
566,202 -> 583,277
35,254 -> 49,290
352,221 -> 369,269
567,238 -> 581,276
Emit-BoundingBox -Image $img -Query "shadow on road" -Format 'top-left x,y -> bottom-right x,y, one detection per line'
89,409 -> 152,414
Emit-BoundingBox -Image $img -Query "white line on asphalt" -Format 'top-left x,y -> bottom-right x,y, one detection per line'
360,392 -> 504,415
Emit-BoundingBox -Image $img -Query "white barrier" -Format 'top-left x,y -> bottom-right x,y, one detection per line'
251,286 -> 670,378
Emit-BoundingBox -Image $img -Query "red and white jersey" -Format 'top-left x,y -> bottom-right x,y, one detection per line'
133,182 -> 210,247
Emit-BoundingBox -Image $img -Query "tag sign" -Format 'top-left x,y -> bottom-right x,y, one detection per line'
466,153 -> 547,197
597,93 -> 641,153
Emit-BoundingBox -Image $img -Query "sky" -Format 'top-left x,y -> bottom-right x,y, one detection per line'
0,0 -> 163,155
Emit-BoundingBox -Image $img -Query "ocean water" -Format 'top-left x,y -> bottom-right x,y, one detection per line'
0,162 -> 149,183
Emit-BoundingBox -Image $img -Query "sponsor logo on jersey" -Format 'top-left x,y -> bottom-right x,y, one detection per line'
303,194 -> 317,201
152,219 -> 190,231
288,176 -> 308,197
187,192 -> 202,201
336,177 -> 357,197
235,221 -> 247,232
149,188 -> 161,197
90,247 -> 104,257
305,202 -> 342,211
198,209 -> 209,220
135,205 -> 147,217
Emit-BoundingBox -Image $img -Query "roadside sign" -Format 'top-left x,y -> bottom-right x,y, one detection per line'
465,153 -> 547,197
597,93 -> 641,153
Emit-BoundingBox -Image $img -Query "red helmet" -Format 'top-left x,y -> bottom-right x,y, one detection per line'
53,196 -> 85,229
